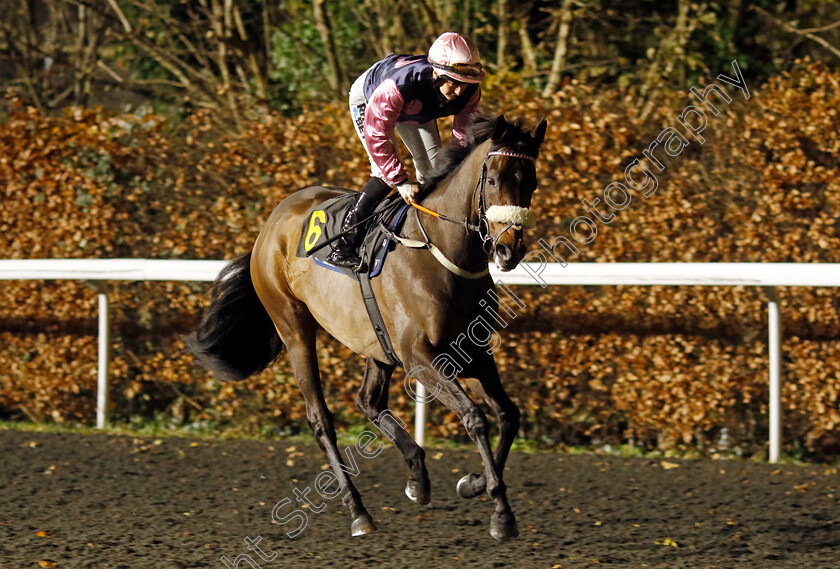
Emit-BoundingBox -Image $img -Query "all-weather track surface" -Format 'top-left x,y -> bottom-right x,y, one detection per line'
0,430 -> 837,569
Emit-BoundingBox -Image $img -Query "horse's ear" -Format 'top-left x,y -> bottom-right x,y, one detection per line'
492,114 -> 508,141
533,118 -> 548,147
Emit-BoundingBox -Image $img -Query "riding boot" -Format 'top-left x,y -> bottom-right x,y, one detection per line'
326,189 -> 382,268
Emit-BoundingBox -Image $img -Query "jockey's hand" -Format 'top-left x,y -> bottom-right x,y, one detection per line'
397,181 -> 420,204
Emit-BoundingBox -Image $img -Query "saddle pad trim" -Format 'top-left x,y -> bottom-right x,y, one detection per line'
369,203 -> 411,278
312,257 -> 347,275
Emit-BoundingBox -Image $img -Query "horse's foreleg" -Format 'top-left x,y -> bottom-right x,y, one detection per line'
406,345 -> 518,541
456,361 -> 520,502
356,358 -> 430,504
275,303 -> 375,537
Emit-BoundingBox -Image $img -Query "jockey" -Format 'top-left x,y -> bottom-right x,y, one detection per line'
327,31 -> 485,268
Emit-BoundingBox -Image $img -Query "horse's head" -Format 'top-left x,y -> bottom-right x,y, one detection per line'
478,115 -> 547,271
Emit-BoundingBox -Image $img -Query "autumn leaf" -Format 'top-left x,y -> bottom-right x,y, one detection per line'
2,64 -> 840,457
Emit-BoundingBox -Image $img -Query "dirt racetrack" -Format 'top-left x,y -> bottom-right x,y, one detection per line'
0,429 -> 837,569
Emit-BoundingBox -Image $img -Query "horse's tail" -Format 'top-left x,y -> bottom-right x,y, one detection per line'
185,253 -> 283,381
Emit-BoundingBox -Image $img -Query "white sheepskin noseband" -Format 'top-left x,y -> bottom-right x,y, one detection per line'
485,205 -> 536,229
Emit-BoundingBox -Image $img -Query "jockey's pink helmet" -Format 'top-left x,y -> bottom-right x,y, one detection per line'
427,32 -> 485,84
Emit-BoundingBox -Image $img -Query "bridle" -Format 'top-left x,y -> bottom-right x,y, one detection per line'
474,149 -> 537,253
409,148 -> 537,254
382,147 -> 537,279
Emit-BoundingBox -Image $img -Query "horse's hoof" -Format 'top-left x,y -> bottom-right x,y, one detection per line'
490,512 -> 519,542
456,473 -> 485,499
405,479 -> 431,505
350,513 -> 377,537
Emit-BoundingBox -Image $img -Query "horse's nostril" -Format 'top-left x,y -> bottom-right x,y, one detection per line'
497,245 -> 512,261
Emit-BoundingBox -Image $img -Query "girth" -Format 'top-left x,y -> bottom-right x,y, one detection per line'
357,271 -> 402,367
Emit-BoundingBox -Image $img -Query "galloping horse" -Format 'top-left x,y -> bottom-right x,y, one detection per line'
187,115 -> 547,541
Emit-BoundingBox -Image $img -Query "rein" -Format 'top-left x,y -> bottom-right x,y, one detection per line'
406,200 -> 482,233
400,149 -> 537,277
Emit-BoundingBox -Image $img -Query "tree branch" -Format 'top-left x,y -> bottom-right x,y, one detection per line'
105,0 -> 132,33
798,20 -> 840,34
753,6 -> 840,60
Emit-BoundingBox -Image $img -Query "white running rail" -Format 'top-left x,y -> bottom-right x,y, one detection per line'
4,259 -> 840,462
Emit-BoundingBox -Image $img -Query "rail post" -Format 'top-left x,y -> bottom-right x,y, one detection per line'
763,286 -> 782,463
415,383 -> 427,447
96,285 -> 110,429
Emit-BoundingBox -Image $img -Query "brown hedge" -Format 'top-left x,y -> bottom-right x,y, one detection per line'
1,60 -> 838,458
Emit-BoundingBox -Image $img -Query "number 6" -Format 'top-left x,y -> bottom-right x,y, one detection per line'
304,210 -> 326,251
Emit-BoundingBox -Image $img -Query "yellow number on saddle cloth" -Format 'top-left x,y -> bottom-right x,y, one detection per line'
304,210 -> 326,252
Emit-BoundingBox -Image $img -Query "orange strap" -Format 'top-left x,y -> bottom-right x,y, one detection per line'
408,200 -> 441,219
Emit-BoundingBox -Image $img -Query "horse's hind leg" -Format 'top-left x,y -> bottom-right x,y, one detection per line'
456,357 -> 520,501
271,299 -> 376,536
356,358 -> 430,504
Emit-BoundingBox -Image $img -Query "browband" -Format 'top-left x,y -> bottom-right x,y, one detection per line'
487,150 -> 537,161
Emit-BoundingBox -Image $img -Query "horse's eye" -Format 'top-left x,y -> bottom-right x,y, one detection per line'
488,177 -> 497,187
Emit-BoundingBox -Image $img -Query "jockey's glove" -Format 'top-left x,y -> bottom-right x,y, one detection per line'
397,181 -> 420,203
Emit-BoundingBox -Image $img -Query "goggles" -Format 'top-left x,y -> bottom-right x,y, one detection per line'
429,61 -> 484,78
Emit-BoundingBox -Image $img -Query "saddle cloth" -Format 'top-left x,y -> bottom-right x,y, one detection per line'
295,190 -> 410,279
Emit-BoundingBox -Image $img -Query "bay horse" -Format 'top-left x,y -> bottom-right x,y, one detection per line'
187,114 -> 547,541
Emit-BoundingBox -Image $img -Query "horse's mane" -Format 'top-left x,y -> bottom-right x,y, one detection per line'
422,114 -> 540,191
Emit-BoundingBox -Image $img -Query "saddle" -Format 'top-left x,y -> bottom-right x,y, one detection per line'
295,190 -> 409,278
295,190 -> 410,366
